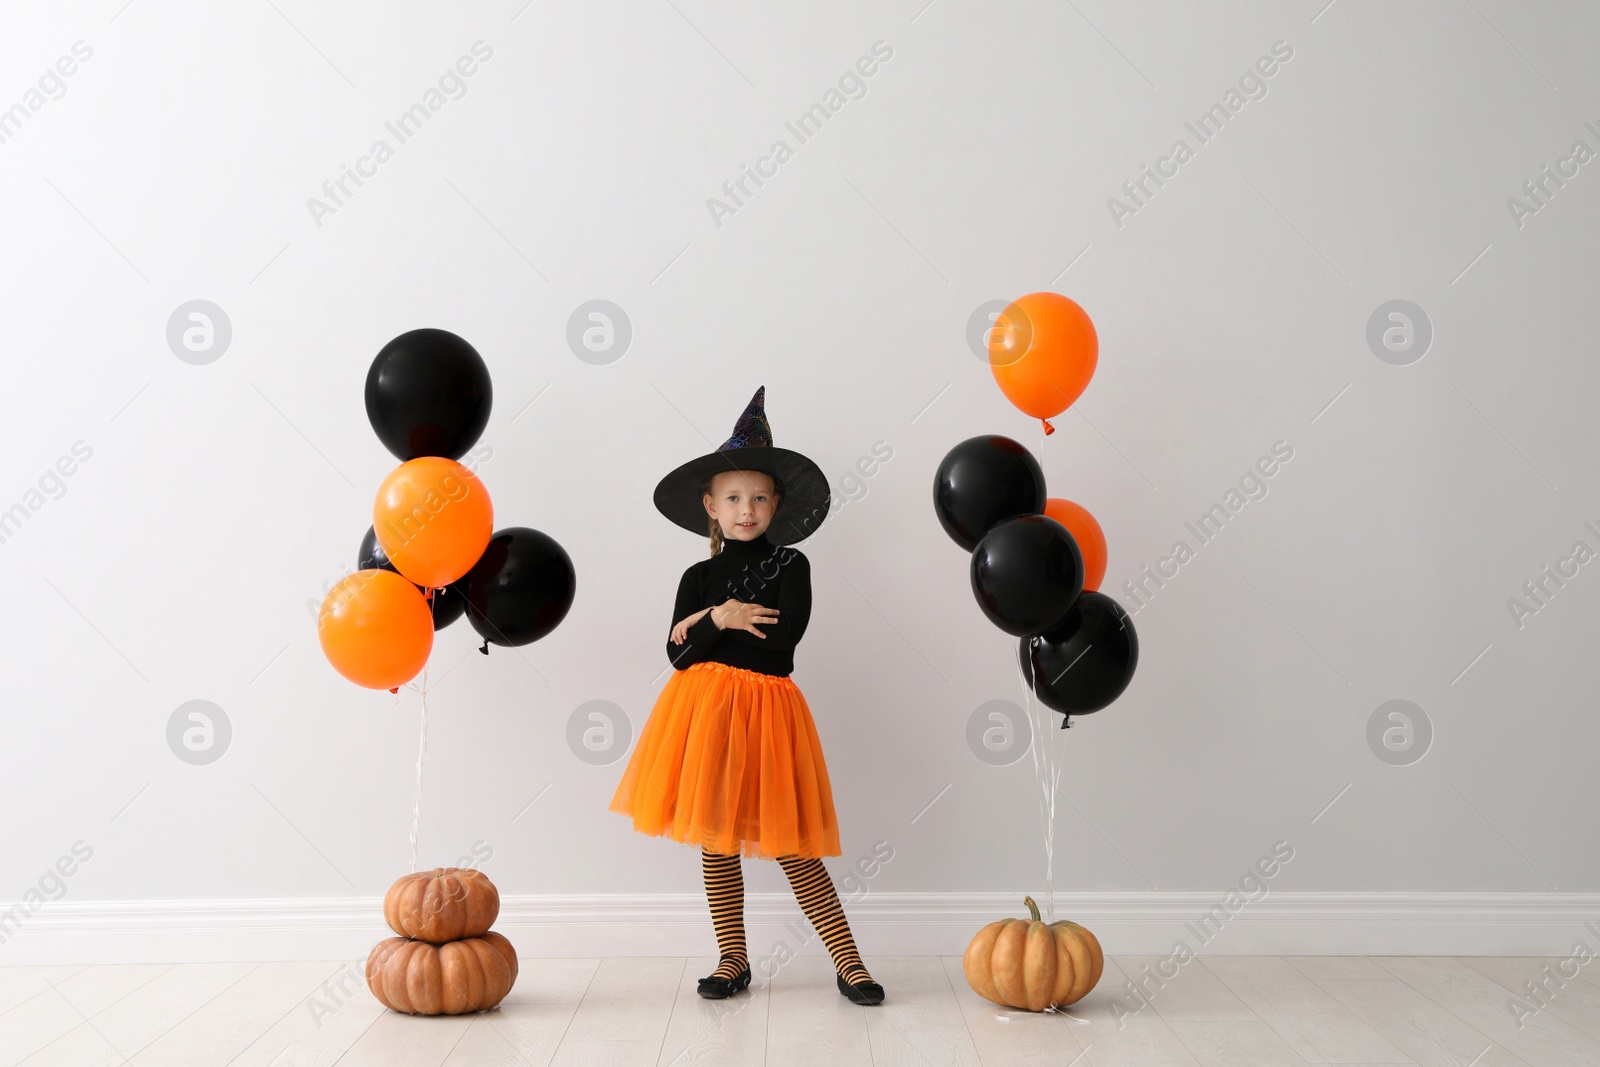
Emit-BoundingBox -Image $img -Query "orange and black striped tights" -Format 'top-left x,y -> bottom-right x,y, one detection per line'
702,848 -> 873,984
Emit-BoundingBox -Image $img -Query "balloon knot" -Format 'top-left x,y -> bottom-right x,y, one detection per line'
479,641 -> 490,656
1042,418 -> 1056,436
389,687 -> 399,694
1060,715 -> 1072,729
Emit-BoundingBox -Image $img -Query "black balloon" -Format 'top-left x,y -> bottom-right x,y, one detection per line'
1020,591 -> 1138,717
971,514 -> 1083,637
365,328 -> 492,461
464,527 -> 576,648
357,526 -> 468,630
933,435 -> 1045,551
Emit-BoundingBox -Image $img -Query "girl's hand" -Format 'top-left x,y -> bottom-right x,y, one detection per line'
712,598 -> 779,638
670,607 -> 712,644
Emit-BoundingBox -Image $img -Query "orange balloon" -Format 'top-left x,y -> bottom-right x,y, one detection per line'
988,292 -> 1098,434
373,457 -> 494,588
318,569 -> 434,689
1043,498 -> 1107,593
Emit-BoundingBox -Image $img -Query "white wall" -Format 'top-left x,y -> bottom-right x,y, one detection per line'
3,0 -> 1599,960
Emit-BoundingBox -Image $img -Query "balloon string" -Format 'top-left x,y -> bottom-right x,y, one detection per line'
1018,649 -> 1058,923
409,591 -> 439,874
409,663 -> 429,874
1031,421 -> 1062,1012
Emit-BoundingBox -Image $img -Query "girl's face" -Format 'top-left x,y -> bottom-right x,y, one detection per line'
703,470 -> 777,541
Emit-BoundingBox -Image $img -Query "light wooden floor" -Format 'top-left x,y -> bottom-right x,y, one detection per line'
3,953 -> 1598,1066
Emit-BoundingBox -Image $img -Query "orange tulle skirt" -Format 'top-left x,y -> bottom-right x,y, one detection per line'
609,660 -> 841,859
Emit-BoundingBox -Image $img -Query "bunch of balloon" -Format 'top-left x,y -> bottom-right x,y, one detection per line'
955,290 -> 1140,721
316,328 -> 578,694
936,292 -> 1138,926
315,328 -> 578,879
933,435 -> 1138,726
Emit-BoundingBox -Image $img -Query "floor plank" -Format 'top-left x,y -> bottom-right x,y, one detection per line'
233,966 -> 386,1062
1314,977 -> 1528,1067
861,956 -> 966,1034
1156,1018 -> 1311,1067
330,1008 -> 474,1067
0,968 -> 85,1018
439,959 -> 599,1067
767,955 -> 873,1067
1282,956 -> 1395,982
86,962 -> 258,1060
4,954 -> 1597,1066
14,1021 -> 128,1067
438,1011 -> 571,1067
49,964 -> 170,1019
1067,957 -> 1205,1067
1117,954 -> 1256,1022
1202,954 -> 1410,1063
940,955 -> 1090,1067
1462,956 -> 1600,1042
126,1011 -> 285,1066
656,955 -> 770,1067
0,987 -> 85,1066
560,957 -> 683,1045
1376,956 -> 1600,1067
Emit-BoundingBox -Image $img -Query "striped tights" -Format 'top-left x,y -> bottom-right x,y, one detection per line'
702,848 -> 871,984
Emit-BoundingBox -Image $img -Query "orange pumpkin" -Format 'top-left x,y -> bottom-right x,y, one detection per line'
366,930 -> 518,1015
962,895 -> 1103,1011
383,867 -> 499,943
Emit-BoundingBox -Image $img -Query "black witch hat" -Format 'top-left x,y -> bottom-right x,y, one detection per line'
652,386 -> 830,546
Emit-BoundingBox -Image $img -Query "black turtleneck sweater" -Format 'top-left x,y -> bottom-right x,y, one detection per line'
666,532 -> 812,678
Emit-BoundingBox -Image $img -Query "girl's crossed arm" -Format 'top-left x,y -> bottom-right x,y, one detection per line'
665,569 -> 724,669
720,551 -> 810,653
670,607 -> 712,644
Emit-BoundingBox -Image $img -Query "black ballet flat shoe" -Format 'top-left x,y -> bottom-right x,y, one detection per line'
697,964 -> 753,999
836,972 -> 885,1006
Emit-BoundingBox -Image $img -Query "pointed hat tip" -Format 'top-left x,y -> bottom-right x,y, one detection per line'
718,385 -> 774,451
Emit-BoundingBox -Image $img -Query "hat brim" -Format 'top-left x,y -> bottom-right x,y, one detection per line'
654,446 -> 831,546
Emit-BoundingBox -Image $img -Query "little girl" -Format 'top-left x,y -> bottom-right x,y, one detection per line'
609,386 -> 884,1006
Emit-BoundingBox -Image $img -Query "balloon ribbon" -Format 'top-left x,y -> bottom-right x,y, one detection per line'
409,663 -> 429,874
1019,652 -> 1062,922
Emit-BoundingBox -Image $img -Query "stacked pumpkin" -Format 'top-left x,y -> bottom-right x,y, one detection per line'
366,867 -> 519,1015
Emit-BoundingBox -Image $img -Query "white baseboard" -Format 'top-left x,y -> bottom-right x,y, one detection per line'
4,892 -> 1598,965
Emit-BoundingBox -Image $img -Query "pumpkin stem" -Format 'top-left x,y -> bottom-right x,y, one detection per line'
1023,895 -> 1041,922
